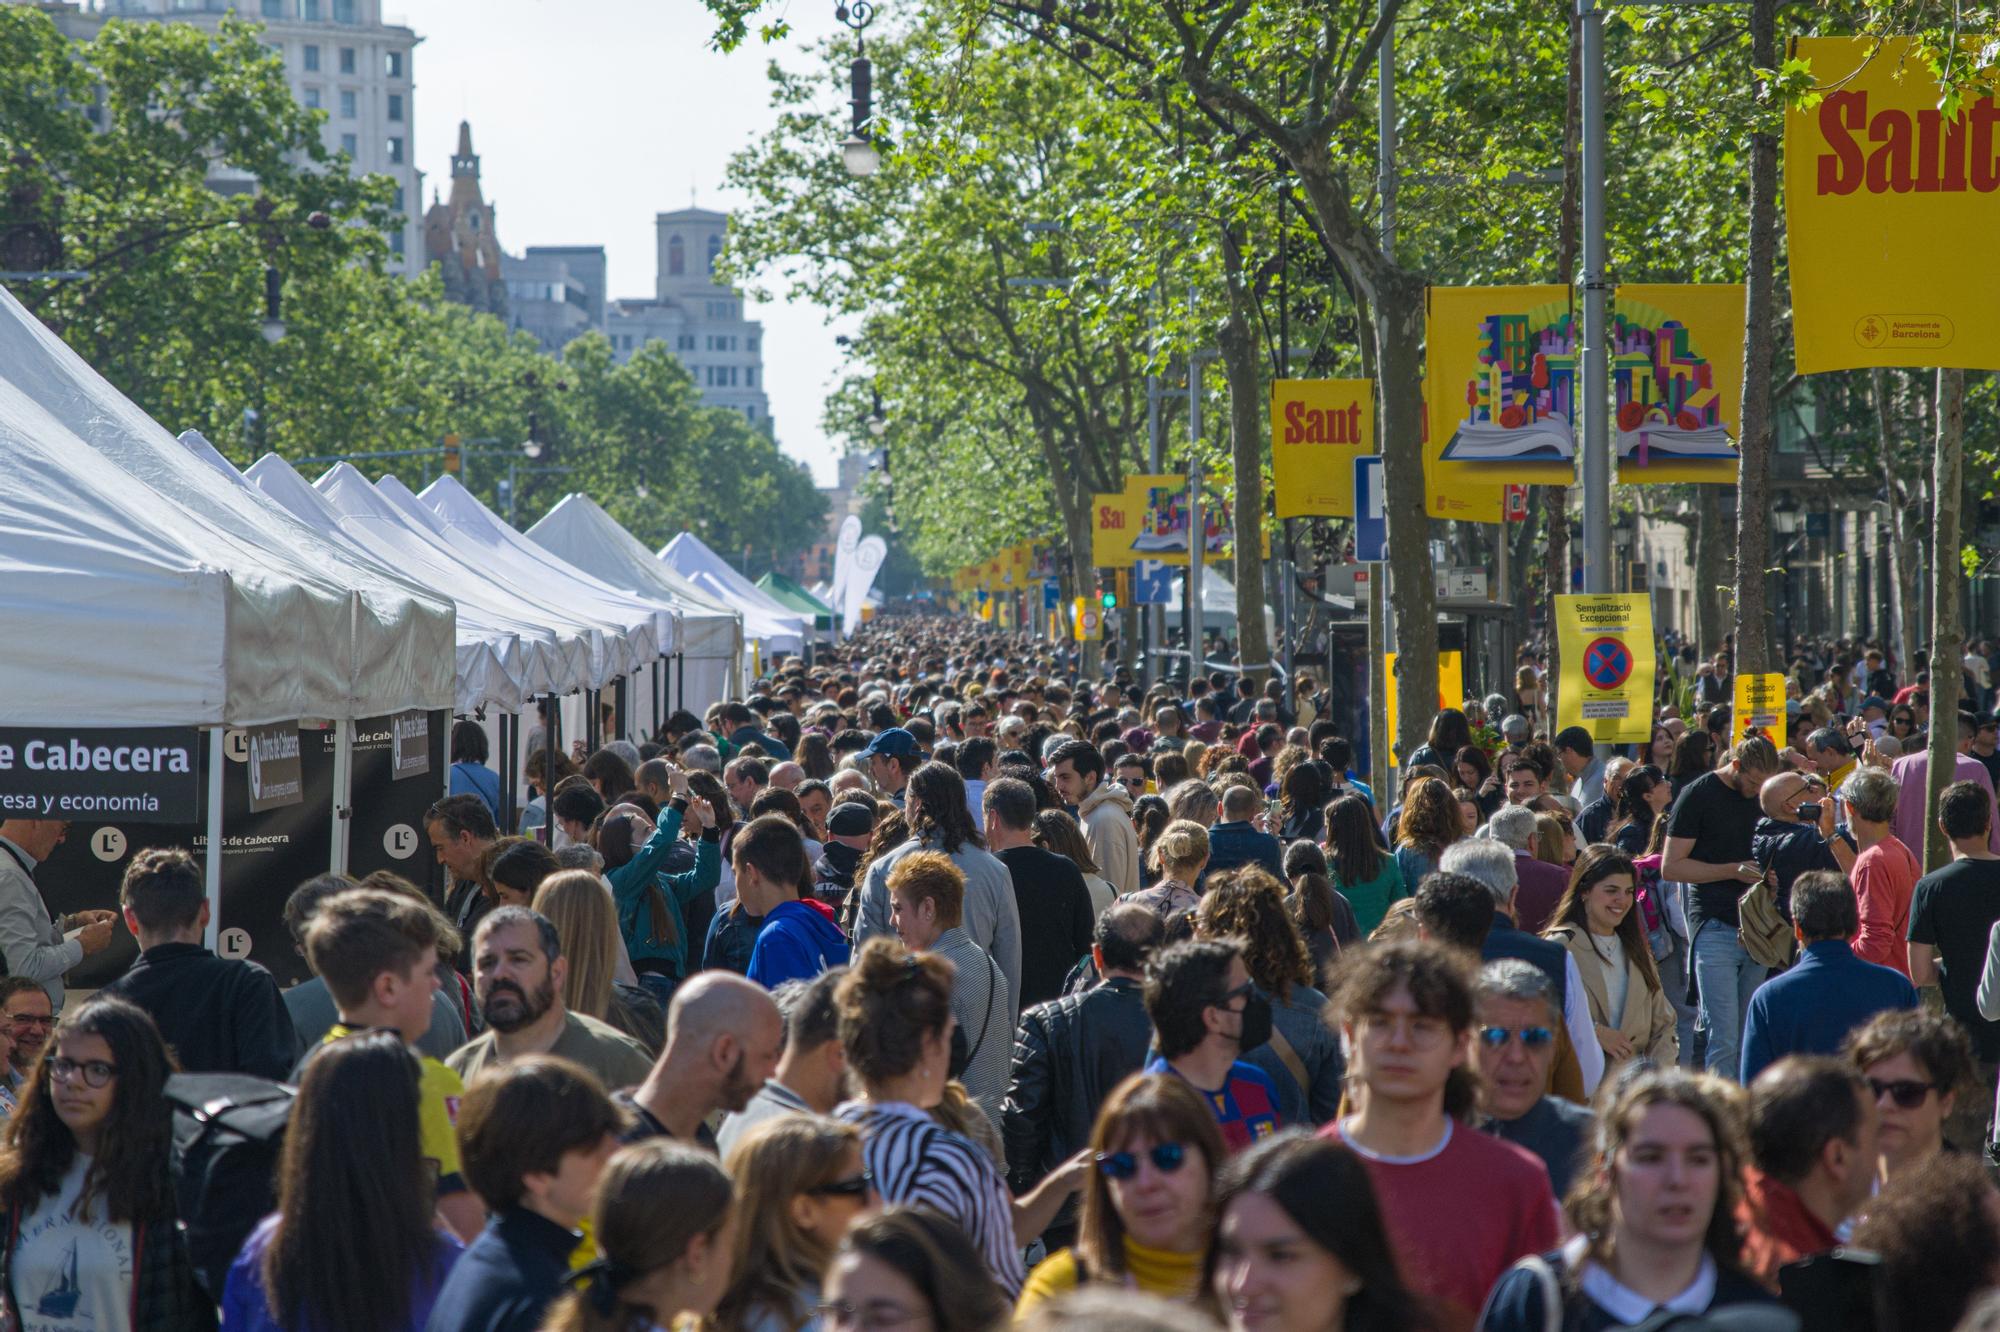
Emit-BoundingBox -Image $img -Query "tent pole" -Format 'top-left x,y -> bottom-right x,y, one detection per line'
330,718 -> 353,876
677,653 -> 686,711
500,713 -> 515,833
542,695 -> 558,847
203,728 -> 224,953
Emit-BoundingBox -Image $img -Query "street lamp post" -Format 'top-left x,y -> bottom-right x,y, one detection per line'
837,0 -> 881,177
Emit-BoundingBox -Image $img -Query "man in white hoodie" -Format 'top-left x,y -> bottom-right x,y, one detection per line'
1047,738 -> 1140,897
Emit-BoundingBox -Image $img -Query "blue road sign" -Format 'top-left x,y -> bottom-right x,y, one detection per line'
1354,456 -> 1386,562
1133,560 -> 1172,605
1042,579 -> 1060,611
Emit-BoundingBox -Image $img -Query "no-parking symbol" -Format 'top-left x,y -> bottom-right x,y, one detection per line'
1582,637 -> 1633,691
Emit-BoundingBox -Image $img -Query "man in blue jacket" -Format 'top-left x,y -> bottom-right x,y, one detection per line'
1202,782 -> 1286,885
721,700 -> 792,761
1741,870 -> 1918,1084
740,814 -> 850,988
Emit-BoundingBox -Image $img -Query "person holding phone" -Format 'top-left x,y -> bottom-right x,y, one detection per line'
1751,770 -> 1854,923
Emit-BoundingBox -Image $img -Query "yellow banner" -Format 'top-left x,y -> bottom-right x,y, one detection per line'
1611,284 -> 1744,484
1073,597 -> 1101,640
1271,378 -> 1374,517
1384,651 -> 1465,768
1425,286 -> 1577,520
1554,594 -> 1655,743
1732,672 -> 1787,750
1785,37 -> 2000,372
1091,474 -> 1264,568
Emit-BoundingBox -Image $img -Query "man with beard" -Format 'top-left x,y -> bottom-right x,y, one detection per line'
0,978 -> 48,1106
811,797 -> 876,911
615,970 -> 784,1151
446,907 -> 653,1089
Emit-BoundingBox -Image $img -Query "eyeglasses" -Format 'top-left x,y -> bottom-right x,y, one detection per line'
809,1171 -> 874,1198
1868,1077 -> 1938,1109
1096,1142 -> 1187,1179
1478,1025 -> 1555,1050
46,1055 -> 117,1088
815,1300 -> 926,1331
6,1014 -> 53,1029
1215,981 -> 1258,1009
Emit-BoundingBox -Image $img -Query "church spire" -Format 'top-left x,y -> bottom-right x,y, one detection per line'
451,120 -> 478,179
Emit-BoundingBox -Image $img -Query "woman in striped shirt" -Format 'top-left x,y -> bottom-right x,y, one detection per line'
833,938 -> 1083,1296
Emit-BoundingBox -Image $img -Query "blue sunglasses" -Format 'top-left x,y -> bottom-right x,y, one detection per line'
1478,1025 -> 1554,1050
1096,1142 -> 1187,1180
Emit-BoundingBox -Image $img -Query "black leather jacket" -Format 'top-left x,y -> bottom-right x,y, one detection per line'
1001,976 -> 1154,1198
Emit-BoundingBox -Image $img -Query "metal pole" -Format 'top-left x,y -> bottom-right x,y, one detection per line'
1369,0 -> 1395,794
202,728 -> 225,952
1147,368 -> 1163,685
541,695 -> 557,847
1187,279 -> 1204,680
1278,173 -> 1297,712
330,718 -> 353,876
1579,0 -> 1611,596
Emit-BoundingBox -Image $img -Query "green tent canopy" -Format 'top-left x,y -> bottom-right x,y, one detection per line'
756,571 -> 836,631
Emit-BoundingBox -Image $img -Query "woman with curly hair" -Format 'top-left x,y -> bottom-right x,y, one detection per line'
0,995 -> 214,1330
1481,1067 -> 1775,1331
1195,868 -> 1344,1125
1392,775 -> 1464,888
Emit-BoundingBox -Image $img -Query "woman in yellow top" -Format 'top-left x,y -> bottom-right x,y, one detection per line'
1543,844 -> 1680,1071
1015,1073 -> 1226,1319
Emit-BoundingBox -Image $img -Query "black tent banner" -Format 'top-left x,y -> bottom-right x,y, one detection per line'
344,711 -> 446,891
0,726 -> 201,824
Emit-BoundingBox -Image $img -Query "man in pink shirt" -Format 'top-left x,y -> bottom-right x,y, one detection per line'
1320,939 -> 1559,1332
1889,732 -> 2000,860
1847,767 -> 1919,976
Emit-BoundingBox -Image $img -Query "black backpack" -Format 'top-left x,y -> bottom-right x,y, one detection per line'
164,1071 -> 295,1300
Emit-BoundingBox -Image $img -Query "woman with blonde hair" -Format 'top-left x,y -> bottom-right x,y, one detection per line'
542,1141 -> 737,1332
1532,810 -> 1576,868
530,870 -> 664,1055
1130,820 -> 1208,919
1391,775 -> 1463,887
1017,1074 -> 1227,1317
718,1116 -> 873,1332
1162,779 -> 1219,830
1543,845 -> 1678,1070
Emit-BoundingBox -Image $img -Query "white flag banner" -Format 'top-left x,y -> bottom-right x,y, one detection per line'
829,515 -> 862,630
844,534 -> 887,635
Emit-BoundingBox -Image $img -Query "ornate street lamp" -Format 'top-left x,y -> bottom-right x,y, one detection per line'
837,0 -> 881,177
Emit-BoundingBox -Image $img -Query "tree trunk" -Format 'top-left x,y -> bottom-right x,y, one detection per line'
1695,485 -> 1729,653
1732,0 -> 1779,677
1219,225 -> 1273,685
1922,368 -> 1966,870
1873,370 -> 1924,678
1377,270 -> 1437,762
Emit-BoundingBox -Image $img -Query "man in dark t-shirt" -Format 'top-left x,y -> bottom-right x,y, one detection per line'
982,779 -> 1096,1009
1662,736 -> 1780,1080
1908,780 -> 2000,1151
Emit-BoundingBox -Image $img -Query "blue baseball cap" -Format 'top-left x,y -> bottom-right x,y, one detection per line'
858,727 -> 922,759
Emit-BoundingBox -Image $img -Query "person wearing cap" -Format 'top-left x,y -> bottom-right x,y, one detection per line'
858,727 -> 922,808
811,799 -> 876,912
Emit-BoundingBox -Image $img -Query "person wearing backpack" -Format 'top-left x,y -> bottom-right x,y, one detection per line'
0,994 -> 215,1332
1480,1068 -> 1779,1332
221,1029 -> 462,1331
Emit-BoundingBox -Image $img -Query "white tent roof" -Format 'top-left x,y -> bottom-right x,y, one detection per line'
237,452 -> 521,714
1166,569 -> 1280,636
419,476 -> 680,662
659,532 -> 808,654
526,494 -> 742,663
0,287 -> 454,724
311,461 -> 597,699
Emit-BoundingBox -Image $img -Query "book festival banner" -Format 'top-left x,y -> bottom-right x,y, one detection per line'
1270,379 -> 1375,518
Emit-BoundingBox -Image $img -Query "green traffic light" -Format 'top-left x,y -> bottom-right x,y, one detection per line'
1100,591 -> 1116,609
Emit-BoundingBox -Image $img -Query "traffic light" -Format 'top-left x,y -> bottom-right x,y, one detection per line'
442,433 -> 461,474
1101,587 -> 1117,610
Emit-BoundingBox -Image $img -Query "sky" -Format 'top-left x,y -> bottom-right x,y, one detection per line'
397,0 -> 853,485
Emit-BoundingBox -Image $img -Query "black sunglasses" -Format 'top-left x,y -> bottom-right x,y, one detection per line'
1096,1142 -> 1187,1180
809,1171 -> 874,1198
1868,1078 -> 1938,1110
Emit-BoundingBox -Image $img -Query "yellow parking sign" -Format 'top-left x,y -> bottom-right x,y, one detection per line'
1554,595 -> 1654,743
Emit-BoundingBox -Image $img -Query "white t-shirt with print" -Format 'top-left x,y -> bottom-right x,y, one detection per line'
12,1153 -> 133,1332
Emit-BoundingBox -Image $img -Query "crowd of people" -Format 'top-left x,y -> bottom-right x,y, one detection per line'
0,618 -> 1999,1330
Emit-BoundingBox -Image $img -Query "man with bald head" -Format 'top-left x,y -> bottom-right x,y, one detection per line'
768,761 -> 806,792
616,971 -> 784,1150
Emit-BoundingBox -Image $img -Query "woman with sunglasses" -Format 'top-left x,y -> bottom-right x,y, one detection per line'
718,1115 -> 875,1331
0,994 -> 214,1330
1206,1132 -> 1425,1332
1845,1008 -> 1975,1183
1543,846 -> 1679,1072
1016,1074 -> 1227,1318
1480,1068 -> 1775,1332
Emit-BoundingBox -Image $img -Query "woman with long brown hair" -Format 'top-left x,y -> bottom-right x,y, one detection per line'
717,1116 -> 872,1332
1543,845 -> 1679,1070
1392,775 -> 1463,888
1323,793 -> 1405,939
1016,1074 -> 1226,1317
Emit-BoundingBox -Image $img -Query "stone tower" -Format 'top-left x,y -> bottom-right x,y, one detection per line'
422,121 -> 508,316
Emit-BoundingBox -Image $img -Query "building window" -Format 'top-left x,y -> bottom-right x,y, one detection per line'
706,234 -> 722,275
387,137 -> 404,164
667,234 -> 684,277
339,46 -> 355,74
390,229 -> 404,254
745,406 -> 756,421
677,334 -> 694,350
304,86 -> 321,109
302,44 -> 320,70
747,335 -> 758,352
339,132 -> 357,156
386,50 -> 402,78
391,184 -> 404,212
261,0 -> 286,16
333,0 -> 356,21
303,0 -> 320,17
747,368 -> 757,387
339,89 -> 356,118
387,93 -> 403,121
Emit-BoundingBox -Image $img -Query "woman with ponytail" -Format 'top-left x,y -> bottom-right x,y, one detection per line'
543,1141 -> 736,1332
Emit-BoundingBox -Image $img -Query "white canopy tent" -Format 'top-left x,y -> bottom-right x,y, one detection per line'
1165,568 -> 1280,640
0,288 -> 455,724
659,532 -> 808,660
311,462 -> 595,700
526,494 -> 745,720
235,451 -> 522,715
